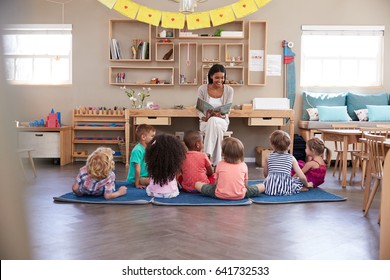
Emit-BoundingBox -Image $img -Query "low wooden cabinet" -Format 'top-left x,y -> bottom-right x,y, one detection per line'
17,126 -> 72,166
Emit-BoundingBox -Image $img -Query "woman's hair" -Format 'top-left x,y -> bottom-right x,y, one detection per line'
136,124 -> 156,141
145,133 -> 186,186
222,137 -> 244,163
207,64 -> 226,84
86,147 -> 115,180
307,137 -> 331,163
270,130 -> 291,153
183,130 -> 202,151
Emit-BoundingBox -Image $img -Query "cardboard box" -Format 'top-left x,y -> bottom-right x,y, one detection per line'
253,98 -> 289,110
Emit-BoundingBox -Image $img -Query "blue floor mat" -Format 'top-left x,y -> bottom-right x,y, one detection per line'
53,181 -> 152,205
153,192 -> 252,206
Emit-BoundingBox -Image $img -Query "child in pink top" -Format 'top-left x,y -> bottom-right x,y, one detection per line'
145,133 -> 186,198
194,137 -> 262,200
293,137 -> 329,188
180,130 -> 214,192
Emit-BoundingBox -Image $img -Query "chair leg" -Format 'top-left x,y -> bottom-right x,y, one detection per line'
333,153 -> 340,176
364,178 -> 381,216
361,160 -> 367,190
349,156 -> 358,185
27,150 -> 37,178
338,154 -> 343,181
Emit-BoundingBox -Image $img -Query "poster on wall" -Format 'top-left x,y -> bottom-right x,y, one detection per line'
249,50 -> 264,72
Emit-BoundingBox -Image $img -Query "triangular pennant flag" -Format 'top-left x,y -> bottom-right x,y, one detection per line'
161,12 -> 185,29
136,5 -> 162,26
97,0 -> 117,9
186,12 -> 211,30
209,6 -> 236,27
254,0 -> 272,8
113,0 -> 139,19
232,0 -> 258,18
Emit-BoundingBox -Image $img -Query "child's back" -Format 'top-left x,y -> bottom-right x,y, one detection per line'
181,130 -> 213,192
214,160 -> 248,199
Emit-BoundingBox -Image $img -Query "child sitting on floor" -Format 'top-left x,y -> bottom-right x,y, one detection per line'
194,137 -> 262,200
72,147 -> 127,200
126,124 -> 156,188
292,137 -> 329,188
180,130 -> 214,192
144,133 -> 186,198
257,130 -> 312,196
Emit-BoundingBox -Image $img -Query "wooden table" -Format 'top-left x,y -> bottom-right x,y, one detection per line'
124,108 -> 295,167
318,129 -> 362,188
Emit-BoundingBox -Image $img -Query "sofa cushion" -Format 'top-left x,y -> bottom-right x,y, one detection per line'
346,92 -> 389,121
354,109 -> 368,121
367,105 -> 390,122
317,106 -> 352,122
302,92 -> 347,121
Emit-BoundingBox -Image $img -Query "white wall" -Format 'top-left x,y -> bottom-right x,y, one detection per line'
2,0 -> 390,157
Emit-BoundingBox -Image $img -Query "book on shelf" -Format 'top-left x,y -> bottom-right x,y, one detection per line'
141,41 -> 149,60
110,38 -> 122,60
196,98 -> 232,115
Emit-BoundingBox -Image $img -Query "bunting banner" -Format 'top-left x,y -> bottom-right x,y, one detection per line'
98,0 -> 273,30
232,0 -> 258,18
97,0 -> 117,9
209,6 -> 236,27
255,0 -> 272,8
161,11 -> 185,29
186,12 -> 211,30
136,5 -> 162,26
114,0 -> 139,19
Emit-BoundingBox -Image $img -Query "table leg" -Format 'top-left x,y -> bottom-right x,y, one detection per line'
341,135 -> 348,187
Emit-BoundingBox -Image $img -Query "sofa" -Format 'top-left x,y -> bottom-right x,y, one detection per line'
298,91 -> 390,140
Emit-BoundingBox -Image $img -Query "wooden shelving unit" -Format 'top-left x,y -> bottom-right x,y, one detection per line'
72,109 -> 126,161
248,20 -> 267,86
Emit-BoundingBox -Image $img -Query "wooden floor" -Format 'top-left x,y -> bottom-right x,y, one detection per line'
22,159 -> 381,260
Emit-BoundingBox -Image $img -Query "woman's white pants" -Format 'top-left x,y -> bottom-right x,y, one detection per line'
199,117 -> 228,165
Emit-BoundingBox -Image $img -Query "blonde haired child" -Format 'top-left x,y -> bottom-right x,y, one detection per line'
195,137 -> 261,200
257,130 -> 312,195
293,137 -> 329,188
72,147 -> 127,200
126,124 -> 156,188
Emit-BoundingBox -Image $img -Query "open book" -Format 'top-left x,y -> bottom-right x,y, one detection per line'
196,98 -> 232,115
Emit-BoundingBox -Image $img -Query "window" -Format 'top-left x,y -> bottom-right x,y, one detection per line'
300,25 -> 384,87
2,24 -> 72,85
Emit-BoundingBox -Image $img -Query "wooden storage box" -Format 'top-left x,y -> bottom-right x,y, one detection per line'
255,146 -> 272,167
248,117 -> 284,126
134,117 -> 171,125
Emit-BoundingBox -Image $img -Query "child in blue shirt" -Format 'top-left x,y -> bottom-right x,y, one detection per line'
126,124 -> 156,188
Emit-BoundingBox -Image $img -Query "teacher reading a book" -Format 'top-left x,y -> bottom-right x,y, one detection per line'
196,64 -> 234,166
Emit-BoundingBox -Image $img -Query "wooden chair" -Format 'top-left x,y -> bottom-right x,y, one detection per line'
17,148 -> 37,178
350,127 -> 390,187
331,123 -> 359,180
363,132 -> 386,222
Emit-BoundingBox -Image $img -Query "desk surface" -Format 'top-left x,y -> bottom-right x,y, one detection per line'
127,108 -> 295,118
17,126 -> 71,132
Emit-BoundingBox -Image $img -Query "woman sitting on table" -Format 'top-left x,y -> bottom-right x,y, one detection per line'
197,64 -> 234,166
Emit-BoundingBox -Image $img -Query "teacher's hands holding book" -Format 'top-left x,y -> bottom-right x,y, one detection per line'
201,109 -> 226,122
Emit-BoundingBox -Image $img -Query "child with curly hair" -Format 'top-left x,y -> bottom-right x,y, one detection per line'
126,124 -> 156,188
292,137 -> 329,188
145,133 -> 186,198
194,137 -> 262,200
72,147 -> 127,200
257,130 -> 312,195
180,130 -> 214,192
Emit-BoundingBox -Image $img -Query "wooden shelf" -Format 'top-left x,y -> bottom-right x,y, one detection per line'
72,109 -> 126,162
109,66 -> 174,86
248,20 -> 267,86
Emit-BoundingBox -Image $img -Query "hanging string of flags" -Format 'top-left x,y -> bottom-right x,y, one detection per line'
97,0 -> 272,30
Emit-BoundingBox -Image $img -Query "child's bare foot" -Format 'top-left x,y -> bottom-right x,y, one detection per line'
301,186 -> 310,192
307,182 -> 314,188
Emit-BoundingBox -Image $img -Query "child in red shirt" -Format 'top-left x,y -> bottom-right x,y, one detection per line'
180,130 -> 214,192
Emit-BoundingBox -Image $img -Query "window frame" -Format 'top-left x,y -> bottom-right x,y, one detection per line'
2,24 -> 72,86
300,25 -> 385,88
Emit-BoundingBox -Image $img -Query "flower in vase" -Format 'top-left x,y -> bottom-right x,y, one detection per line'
120,86 -> 137,108
138,87 -> 151,108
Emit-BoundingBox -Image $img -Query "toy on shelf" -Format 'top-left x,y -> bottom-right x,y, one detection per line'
46,108 -> 61,128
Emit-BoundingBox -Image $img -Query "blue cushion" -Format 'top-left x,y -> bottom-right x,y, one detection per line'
347,92 -> 389,121
317,106 -> 352,122
367,105 -> 390,122
302,92 -> 347,121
